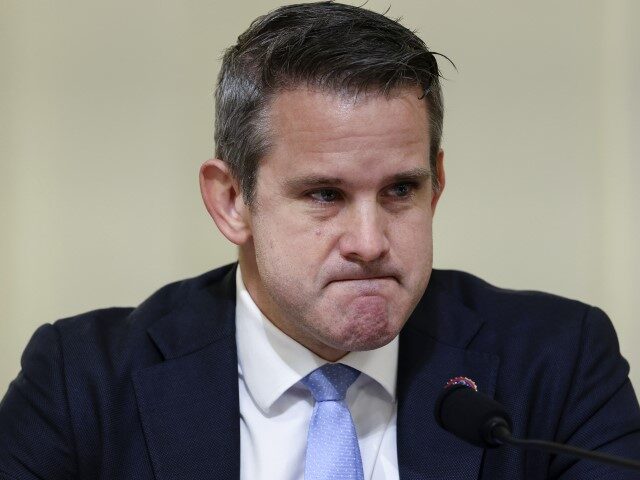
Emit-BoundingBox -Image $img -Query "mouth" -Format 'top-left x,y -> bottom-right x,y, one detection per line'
326,276 -> 399,290
331,275 -> 397,282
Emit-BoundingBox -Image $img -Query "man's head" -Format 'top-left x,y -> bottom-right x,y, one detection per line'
201,1 -> 447,361
214,1 -> 446,205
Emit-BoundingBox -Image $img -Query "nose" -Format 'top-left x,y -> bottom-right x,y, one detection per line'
338,202 -> 390,263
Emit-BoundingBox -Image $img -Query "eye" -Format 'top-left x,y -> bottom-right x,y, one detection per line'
386,182 -> 417,198
308,188 -> 340,203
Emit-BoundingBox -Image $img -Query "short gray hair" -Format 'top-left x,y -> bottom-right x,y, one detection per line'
215,1 -> 449,204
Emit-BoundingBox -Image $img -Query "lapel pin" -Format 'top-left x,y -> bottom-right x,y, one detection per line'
444,376 -> 478,391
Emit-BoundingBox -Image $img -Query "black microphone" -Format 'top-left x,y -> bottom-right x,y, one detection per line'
435,380 -> 640,473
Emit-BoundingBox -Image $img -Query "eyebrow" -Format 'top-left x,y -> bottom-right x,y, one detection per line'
391,167 -> 432,183
282,167 -> 432,191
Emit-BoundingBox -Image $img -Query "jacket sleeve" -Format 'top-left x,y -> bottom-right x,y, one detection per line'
552,307 -> 640,479
0,324 -> 77,480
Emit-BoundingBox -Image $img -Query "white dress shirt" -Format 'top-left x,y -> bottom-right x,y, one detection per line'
235,267 -> 400,480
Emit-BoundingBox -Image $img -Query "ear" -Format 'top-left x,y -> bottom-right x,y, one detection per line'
430,148 -> 446,213
199,159 -> 252,245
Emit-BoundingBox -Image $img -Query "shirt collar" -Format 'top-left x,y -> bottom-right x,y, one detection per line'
235,266 -> 398,413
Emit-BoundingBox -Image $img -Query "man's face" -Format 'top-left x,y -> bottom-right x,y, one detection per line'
238,87 -> 444,360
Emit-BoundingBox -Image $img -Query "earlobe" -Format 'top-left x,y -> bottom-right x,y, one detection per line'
431,149 -> 446,212
199,159 -> 252,245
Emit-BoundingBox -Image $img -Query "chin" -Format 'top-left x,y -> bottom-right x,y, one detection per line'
327,314 -> 401,352
344,332 -> 398,352
346,297 -> 404,346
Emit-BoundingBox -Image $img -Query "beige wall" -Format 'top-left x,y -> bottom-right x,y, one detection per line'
1,1 -> 639,392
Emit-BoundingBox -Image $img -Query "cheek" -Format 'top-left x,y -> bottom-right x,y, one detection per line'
391,211 -> 433,251
251,213 -> 331,280
389,213 -> 434,287
254,206 -> 335,254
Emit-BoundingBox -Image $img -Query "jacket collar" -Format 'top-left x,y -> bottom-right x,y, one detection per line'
144,265 -> 237,360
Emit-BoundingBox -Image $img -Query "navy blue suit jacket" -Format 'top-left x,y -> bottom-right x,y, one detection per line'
2,264 -> 640,479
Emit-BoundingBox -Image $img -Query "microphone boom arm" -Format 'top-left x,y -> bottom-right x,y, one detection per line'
491,423 -> 640,473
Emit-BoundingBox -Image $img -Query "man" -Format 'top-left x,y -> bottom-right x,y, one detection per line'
1,2 -> 639,479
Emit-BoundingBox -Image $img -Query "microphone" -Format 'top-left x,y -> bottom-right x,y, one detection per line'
434,382 -> 511,448
434,378 -> 640,473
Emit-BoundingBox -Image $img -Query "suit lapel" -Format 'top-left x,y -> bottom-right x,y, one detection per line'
133,266 -> 240,480
397,276 -> 499,480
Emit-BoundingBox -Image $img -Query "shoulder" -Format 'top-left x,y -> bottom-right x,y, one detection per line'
430,268 -> 589,314
0,264 -> 237,476
54,263 -> 235,330
47,263 -> 236,376
426,269 -> 627,394
427,271 -> 640,473
421,269 -> 621,372
428,268 -> 595,335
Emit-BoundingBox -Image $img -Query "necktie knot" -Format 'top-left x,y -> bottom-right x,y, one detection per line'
302,363 -> 360,402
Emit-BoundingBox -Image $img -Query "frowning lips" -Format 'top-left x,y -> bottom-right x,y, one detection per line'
324,267 -> 402,286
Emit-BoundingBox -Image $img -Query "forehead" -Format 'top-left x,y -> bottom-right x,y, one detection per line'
261,87 -> 430,180
268,86 -> 428,145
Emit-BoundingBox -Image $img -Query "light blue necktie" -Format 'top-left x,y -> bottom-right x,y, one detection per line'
302,363 -> 364,480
